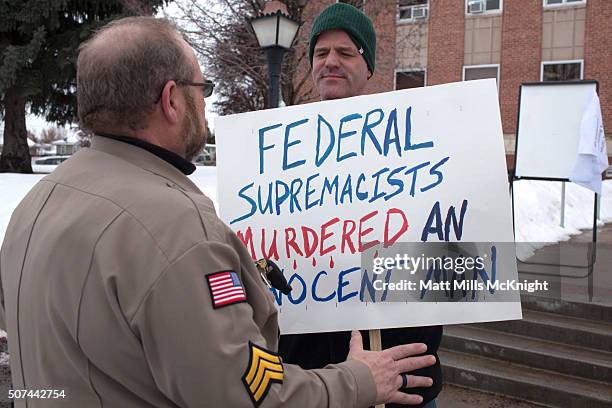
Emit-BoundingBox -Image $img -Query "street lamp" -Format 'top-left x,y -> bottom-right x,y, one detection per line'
249,1 -> 300,108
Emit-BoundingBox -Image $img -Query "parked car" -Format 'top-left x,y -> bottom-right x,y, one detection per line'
193,144 -> 216,166
193,151 -> 214,166
204,144 -> 216,161
34,156 -> 70,165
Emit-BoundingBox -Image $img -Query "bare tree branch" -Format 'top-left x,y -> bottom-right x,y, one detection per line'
171,0 -> 311,115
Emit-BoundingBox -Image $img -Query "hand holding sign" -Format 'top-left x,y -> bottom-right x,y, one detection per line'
347,331 -> 435,406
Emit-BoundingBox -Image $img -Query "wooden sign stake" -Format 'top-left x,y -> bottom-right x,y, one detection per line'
369,329 -> 385,408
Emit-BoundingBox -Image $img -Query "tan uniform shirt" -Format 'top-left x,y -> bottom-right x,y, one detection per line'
0,136 -> 376,407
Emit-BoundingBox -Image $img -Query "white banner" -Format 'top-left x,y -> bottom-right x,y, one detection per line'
570,87 -> 608,194
216,79 -> 522,334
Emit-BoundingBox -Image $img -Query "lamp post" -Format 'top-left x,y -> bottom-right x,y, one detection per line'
249,1 -> 300,109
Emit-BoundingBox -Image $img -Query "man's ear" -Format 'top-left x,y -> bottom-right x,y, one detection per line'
160,80 -> 181,125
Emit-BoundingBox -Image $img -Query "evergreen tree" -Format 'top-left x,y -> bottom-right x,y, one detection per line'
0,0 -> 169,173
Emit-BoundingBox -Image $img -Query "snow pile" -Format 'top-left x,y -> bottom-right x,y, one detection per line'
1,168 -> 611,252
513,179 -> 612,259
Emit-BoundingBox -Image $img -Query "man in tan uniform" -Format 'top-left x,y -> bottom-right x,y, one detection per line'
0,17 -> 434,407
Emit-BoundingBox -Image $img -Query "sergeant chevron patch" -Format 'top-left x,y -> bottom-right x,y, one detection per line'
242,342 -> 284,406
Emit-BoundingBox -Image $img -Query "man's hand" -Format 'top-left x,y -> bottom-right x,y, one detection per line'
347,331 -> 435,405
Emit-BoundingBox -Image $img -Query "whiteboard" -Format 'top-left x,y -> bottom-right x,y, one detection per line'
515,81 -> 598,179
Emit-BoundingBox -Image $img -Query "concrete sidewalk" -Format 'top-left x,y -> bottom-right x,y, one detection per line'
437,384 -> 547,408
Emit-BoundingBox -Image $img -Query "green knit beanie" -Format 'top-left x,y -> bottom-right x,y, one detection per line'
309,3 -> 376,74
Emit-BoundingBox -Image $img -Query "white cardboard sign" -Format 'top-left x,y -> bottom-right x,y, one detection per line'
216,79 -> 522,334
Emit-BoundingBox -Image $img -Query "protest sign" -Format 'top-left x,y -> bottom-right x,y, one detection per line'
216,79 -> 522,334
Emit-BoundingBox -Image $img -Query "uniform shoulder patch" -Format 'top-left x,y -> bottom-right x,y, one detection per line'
206,271 -> 246,309
242,342 -> 284,406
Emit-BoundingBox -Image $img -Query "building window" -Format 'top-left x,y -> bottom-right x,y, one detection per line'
543,0 -> 586,8
397,0 -> 429,22
396,70 -> 426,90
466,0 -> 503,15
463,64 -> 500,85
541,60 -> 583,81
338,0 -> 365,9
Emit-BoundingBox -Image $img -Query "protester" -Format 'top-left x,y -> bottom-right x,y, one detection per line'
278,4 -> 443,408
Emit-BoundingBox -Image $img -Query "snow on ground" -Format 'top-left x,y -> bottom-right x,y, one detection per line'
0,166 -> 219,248
1,166 -> 611,254
514,179 -> 612,259
0,173 -> 47,247
189,166 -> 218,207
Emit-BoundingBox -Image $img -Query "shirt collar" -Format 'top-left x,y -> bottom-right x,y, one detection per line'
95,132 -> 196,175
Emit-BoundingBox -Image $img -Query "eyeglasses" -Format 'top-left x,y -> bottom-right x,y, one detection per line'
175,79 -> 215,98
156,79 -> 215,103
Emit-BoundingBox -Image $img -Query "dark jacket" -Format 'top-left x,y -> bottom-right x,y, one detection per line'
279,326 -> 443,407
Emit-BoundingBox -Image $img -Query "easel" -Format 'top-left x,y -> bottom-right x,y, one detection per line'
511,81 -> 600,300
510,177 -> 598,299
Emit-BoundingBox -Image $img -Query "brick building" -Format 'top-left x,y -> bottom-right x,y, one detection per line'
295,0 -> 612,166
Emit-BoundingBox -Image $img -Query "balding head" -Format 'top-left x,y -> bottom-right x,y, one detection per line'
77,17 -> 195,132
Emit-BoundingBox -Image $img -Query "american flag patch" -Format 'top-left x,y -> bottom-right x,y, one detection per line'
206,271 -> 247,309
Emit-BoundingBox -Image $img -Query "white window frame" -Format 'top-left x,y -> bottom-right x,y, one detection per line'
465,0 -> 503,16
394,68 -> 428,90
462,64 -> 500,89
397,0 -> 429,24
543,0 -> 587,9
540,59 -> 584,81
